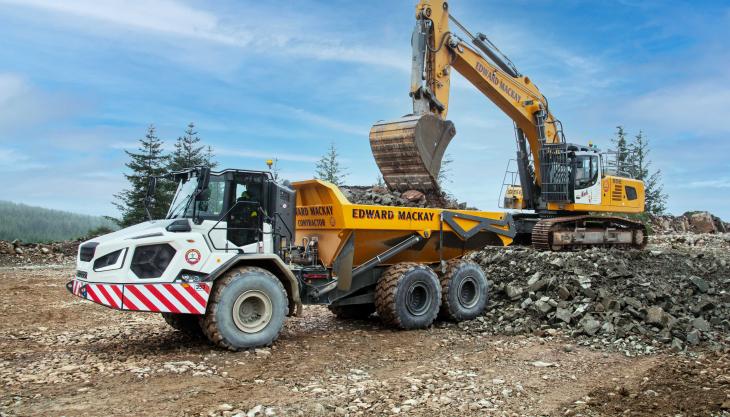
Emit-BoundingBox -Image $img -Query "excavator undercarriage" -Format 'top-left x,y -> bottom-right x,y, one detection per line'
531,215 -> 647,251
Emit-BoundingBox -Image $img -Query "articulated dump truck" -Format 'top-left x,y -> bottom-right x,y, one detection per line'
68,167 -> 514,350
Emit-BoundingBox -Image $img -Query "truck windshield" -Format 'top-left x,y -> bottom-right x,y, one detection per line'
166,177 -> 199,219
166,175 -> 227,220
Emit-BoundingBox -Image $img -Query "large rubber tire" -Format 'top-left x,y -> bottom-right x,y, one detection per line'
200,267 -> 288,351
161,312 -> 204,338
438,259 -> 489,321
328,304 -> 376,320
375,263 -> 441,329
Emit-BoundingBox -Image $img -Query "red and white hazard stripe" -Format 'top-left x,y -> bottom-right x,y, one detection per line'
85,283 -> 124,309
70,279 -> 211,315
123,283 -> 210,314
72,279 -> 83,296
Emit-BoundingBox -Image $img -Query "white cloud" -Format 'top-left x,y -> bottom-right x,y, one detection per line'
0,73 -> 79,132
0,0 -> 408,71
282,106 -> 369,137
680,178 -> 730,189
623,80 -> 730,135
0,147 -> 46,171
1,0 -> 243,45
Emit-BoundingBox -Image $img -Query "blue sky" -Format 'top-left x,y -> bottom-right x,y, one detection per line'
0,0 -> 728,219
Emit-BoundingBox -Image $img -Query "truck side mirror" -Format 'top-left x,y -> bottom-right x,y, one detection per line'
197,167 -> 210,192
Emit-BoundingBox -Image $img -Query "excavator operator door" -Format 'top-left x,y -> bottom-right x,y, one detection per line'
572,152 -> 602,206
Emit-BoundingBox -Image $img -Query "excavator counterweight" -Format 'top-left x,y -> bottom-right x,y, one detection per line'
369,114 -> 455,193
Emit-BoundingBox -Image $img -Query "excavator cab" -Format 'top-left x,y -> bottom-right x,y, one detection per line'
571,150 -> 602,206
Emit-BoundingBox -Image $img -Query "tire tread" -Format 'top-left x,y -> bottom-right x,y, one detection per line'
375,262 -> 440,329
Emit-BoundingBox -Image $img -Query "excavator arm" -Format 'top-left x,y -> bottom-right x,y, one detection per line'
370,0 -> 562,196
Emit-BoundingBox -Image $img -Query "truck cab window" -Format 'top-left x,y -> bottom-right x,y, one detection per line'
228,175 -> 265,247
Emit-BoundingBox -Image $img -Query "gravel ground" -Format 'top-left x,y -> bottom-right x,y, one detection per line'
1,252 -> 729,416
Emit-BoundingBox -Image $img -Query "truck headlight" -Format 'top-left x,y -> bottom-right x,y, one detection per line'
131,244 -> 176,278
93,248 -> 128,272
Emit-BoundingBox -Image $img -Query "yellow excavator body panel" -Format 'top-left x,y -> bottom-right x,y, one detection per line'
545,176 -> 645,213
503,185 -> 526,210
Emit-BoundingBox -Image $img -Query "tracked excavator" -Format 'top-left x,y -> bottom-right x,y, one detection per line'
370,0 -> 647,251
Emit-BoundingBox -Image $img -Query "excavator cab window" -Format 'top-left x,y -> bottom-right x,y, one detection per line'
574,155 -> 599,190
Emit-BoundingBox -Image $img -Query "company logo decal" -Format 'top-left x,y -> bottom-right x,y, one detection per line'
185,249 -> 202,265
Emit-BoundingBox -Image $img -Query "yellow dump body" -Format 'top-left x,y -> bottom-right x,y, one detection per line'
292,180 -> 513,268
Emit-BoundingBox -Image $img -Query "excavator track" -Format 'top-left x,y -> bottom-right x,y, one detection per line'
532,215 -> 648,251
369,114 -> 456,193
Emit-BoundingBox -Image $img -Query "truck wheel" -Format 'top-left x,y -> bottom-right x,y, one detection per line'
328,304 -> 375,320
375,262 -> 441,329
438,259 -> 489,321
161,312 -> 204,337
201,267 -> 288,351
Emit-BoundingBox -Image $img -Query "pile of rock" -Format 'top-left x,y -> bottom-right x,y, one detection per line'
340,185 -> 469,209
463,242 -> 729,353
650,211 -> 729,234
0,239 -> 78,266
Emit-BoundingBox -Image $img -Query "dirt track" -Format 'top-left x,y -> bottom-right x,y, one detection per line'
1,266 -> 728,417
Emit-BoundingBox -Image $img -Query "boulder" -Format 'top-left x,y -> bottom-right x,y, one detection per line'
689,276 -> 709,293
645,306 -> 666,326
555,307 -> 572,323
401,190 -> 426,203
534,298 -> 554,315
687,211 -> 718,233
504,284 -> 523,300
686,329 -> 701,346
579,315 -> 601,335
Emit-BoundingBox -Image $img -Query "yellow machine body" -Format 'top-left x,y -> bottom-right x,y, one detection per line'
545,176 -> 645,213
292,180 -> 513,269
503,185 -> 526,210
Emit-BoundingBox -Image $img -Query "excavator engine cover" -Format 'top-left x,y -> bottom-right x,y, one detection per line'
369,114 -> 456,193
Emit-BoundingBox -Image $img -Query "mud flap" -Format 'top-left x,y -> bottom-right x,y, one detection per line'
333,233 -> 355,291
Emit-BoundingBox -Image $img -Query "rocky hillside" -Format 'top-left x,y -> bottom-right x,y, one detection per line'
650,211 -> 729,234
465,233 -> 730,354
0,239 -> 80,267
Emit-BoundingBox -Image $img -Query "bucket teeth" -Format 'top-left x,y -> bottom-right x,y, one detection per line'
369,114 -> 456,193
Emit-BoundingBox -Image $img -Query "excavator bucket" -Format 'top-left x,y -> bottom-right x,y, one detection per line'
369,114 -> 456,193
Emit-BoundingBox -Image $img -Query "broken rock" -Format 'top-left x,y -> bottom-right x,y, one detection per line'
579,315 -> 601,336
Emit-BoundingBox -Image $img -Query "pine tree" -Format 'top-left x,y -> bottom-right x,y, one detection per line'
628,131 -> 667,215
113,125 -> 169,226
611,126 -> 630,175
168,122 -> 208,172
204,145 -> 218,169
315,142 -> 348,186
